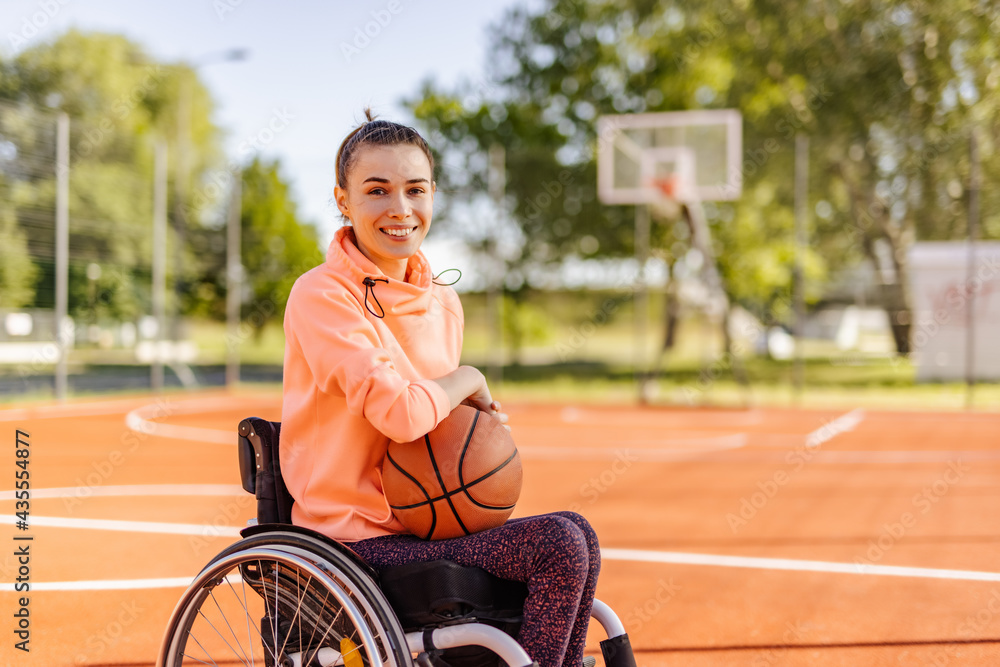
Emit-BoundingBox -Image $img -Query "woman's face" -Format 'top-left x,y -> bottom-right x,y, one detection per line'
335,144 -> 435,279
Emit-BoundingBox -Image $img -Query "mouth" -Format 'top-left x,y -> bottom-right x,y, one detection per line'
380,226 -> 417,239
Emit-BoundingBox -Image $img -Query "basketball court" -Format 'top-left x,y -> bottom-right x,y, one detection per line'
2,389 -> 998,665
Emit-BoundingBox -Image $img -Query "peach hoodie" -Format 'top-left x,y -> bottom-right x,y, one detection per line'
281,226 -> 463,542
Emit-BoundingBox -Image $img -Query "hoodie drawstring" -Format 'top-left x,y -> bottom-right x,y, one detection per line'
433,268 -> 462,286
363,269 -> 460,319
362,276 -> 389,318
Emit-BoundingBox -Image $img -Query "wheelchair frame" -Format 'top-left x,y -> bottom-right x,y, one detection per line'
156,417 -> 638,667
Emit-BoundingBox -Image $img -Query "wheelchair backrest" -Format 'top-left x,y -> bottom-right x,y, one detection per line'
238,417 -> 295,525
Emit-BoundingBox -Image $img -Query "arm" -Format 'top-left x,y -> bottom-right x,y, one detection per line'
285,277 -> 453,443
431,366 -> 509,428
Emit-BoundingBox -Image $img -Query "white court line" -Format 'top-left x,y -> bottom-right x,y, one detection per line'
125,402 -> 234,444
0,392 -> 274,424
0,573 -> 243,593
0,397 -> 150,422
520,434 -> 747,461
7,547 -> 997,592
0,514 -> 243,537
698,450 -> 1000,464
0,484 -> 245,502
603,548 -> 1000,583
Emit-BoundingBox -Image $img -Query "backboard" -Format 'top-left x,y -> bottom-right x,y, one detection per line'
596,109 -> 743,205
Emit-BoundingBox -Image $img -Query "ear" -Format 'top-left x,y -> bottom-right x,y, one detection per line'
334,186 -> 350,218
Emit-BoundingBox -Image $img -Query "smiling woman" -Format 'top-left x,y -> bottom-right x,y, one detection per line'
334,142 -> 435,281
278,110 -> 604,667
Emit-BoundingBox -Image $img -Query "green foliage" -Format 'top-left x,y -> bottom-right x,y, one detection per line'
0,206 -> 36,309
238,158 -> 324,328
501,293 -> 555,363
405,0 -> 1000,347
0,30 -> 224,321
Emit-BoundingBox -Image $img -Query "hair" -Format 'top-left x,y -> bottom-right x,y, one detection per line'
335,108 -> 435,190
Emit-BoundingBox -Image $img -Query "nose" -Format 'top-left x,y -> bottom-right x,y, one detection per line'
387,190 -> 411,219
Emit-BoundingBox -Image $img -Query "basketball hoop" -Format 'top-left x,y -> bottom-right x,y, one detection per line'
649,175 -> 684,220
654,175 -> 680,199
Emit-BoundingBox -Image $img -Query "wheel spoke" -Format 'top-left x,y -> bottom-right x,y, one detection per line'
208,584 -> 253,665
275,571 -> 310,663
196,595 -> 253,665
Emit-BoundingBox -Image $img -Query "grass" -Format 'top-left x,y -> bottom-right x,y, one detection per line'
3,288 -> 998,412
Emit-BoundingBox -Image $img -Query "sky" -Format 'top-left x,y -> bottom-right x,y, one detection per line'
1,0 -> 532,266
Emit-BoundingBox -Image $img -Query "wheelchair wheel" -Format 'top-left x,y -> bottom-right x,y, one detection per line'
158,543 -> 412,667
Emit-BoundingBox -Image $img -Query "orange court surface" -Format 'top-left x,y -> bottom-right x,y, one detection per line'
1,388 -> 999,666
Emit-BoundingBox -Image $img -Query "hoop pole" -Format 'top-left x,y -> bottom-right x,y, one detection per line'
635,204 -> 651,402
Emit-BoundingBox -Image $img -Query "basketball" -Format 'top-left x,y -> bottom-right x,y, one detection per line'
382,405 -> 522,540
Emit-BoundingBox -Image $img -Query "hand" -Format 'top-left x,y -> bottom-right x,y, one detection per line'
436,367 -> 510,431
465,398 -> 509,431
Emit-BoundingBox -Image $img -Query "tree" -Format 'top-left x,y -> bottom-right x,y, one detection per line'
0,30 -> 223,321
186,158 -> 324,331
406,0 -> 1000,355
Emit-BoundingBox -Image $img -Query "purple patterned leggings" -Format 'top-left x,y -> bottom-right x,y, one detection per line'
347,511 -> 600,667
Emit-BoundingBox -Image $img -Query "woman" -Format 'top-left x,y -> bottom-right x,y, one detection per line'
280,110 -> 600,667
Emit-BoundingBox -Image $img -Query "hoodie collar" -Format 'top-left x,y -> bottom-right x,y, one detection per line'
326,226 -> 434,315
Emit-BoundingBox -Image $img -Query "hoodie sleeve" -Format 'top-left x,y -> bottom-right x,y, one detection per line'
284,276 -> 452,443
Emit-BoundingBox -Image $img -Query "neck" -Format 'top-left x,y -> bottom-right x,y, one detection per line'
359,247 -> 408,282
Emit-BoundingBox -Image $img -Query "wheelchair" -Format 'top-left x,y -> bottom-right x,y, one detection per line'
156,417 -> 638,667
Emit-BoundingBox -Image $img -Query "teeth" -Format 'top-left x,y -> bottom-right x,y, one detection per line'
382,227 -> 414,237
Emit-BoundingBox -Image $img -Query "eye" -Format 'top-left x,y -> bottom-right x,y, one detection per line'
408,187 -> 425,195
367,187 -> 387,196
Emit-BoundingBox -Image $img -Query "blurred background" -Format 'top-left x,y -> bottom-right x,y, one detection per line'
1,0 -> 999,410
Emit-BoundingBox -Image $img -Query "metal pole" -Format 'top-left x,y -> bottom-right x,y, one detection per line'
152,139 -> 168,393
487,143 -> 505,388
635,203 -> 650,402
54,112 -> 70,401
793,134 -> 809,400
172,73 -> 191,342
965,129 -> 979,409
226,176 -> 242,388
